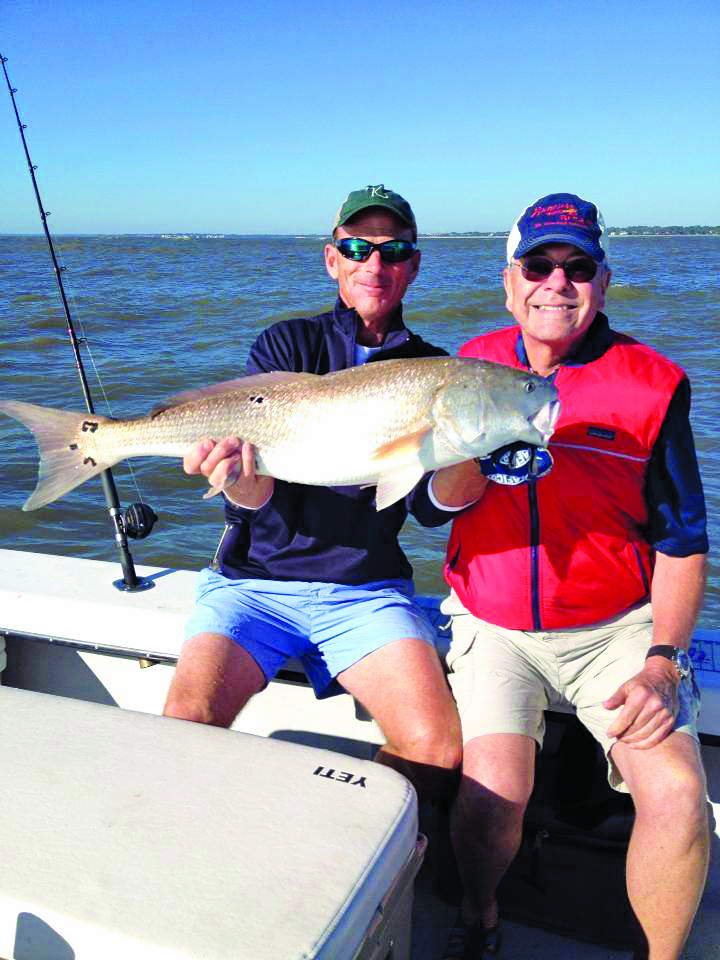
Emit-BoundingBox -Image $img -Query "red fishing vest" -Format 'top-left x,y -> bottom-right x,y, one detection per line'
445,326 -> 685,629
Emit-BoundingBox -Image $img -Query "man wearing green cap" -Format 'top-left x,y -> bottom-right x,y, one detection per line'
164,185 -> 463,804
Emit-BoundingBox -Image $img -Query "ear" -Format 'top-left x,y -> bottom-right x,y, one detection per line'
324,242 -> 339,281
502,265 -> 514,313
598,265 -> 612,308
406,249 -> 421,286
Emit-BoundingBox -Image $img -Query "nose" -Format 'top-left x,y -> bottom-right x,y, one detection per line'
544,265 -> 572,291
364,249 -> 384,271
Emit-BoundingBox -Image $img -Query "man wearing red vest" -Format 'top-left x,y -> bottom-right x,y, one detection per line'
418,193 -> 709,959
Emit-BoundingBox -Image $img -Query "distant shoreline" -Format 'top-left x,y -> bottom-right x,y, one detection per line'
2,229 -> 719,239
420,230 -> 720,239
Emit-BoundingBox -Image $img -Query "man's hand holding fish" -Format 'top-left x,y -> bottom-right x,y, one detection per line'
185,436 -> 274,509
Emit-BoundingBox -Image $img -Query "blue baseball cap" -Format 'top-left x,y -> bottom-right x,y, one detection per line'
506,192 -> 608,263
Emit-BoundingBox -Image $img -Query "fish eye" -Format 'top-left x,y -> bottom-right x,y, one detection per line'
524,381 -> 536,393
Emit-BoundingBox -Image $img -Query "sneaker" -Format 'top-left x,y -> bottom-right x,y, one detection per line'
443,913 -> 502,958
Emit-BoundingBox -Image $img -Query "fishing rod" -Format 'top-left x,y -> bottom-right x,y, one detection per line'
2,53 -> 156,592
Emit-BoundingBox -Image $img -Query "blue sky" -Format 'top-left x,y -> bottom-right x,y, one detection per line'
2,0 -> 719,234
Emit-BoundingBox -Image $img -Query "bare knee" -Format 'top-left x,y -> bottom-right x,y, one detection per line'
163,632 -> 264,729
384,713 -> 463,771
164,694 -> 230,727
374,706 -> 463,803
339,635 -> 463,770
164,673 -> 245,727
622,741 -> 709,856
633,762 -> 708,836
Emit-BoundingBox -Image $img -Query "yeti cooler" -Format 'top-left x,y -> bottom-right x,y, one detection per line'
0,687 -> 424,959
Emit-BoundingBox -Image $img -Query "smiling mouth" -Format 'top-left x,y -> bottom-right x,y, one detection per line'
532,304 -> 576,311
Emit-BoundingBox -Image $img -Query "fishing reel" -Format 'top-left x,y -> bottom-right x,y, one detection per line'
110,502 -> 159,592
122,502 -> 158,540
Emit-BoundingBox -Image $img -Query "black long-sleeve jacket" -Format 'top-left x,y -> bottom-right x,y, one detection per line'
212,298 -> 447,584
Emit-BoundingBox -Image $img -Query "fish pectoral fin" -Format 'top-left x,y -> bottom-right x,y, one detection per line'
371,426 -> 431,509
201,462 -> 243,501
370,425 -> 431,466
375,462 -> 427,511
157,371 -> 318,413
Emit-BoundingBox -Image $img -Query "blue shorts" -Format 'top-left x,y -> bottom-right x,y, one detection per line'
184,569 -> 437,698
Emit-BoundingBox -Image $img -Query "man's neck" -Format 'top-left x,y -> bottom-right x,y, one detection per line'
521,327 -> 596,377
355,309 -> 400,347
522,340 -> 566,377
356,321 -> 386,347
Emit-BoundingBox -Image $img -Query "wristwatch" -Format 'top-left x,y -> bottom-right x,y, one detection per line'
646,644 -> 693,680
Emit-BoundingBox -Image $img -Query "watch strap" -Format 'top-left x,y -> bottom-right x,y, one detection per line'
646,644 -> 680,660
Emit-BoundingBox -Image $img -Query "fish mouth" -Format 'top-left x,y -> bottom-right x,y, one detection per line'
529,398 -> 561,445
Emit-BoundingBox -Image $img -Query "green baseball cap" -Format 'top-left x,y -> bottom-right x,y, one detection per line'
332,184 -> 417,240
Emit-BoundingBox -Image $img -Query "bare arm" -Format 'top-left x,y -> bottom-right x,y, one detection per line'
648,551 -> 707,648
605,552 -> 707,748
429,460 -> 490,508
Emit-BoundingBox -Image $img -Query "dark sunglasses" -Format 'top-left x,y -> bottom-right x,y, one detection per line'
336,237 -> 418,264
518,255 -> 598,283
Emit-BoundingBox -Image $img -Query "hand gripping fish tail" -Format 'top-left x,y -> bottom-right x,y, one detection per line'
0,400 -> 119,511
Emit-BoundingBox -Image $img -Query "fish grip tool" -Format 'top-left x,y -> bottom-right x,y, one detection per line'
2,53 -> 156,592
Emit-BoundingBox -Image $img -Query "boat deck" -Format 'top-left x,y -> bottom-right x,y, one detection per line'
1,548 -> 718,959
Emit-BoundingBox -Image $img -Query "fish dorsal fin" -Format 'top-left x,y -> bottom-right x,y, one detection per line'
375,462 -> 427,511
370,425 -> 431,466
153,371 -> 318,414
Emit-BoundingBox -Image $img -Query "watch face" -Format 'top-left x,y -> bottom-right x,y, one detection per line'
674,649 -> 693,678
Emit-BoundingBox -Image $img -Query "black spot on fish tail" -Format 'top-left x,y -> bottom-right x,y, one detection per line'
0,400 -> 117,510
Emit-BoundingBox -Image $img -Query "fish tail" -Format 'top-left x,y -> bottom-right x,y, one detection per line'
0,400 -> 117,511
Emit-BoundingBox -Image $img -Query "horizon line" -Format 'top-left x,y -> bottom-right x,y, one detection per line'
1,227 -> 719,239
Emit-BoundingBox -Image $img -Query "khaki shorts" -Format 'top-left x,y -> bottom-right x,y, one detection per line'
443,593 -> 700,791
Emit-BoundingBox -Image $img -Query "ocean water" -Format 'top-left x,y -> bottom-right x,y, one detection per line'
1,234 -> 719,627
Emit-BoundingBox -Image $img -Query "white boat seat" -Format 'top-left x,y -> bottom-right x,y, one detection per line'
0,685 -> 425,960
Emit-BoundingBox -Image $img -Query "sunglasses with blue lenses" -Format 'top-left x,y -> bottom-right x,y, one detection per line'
518,255 -> 598,283
336,237 -> 418,264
